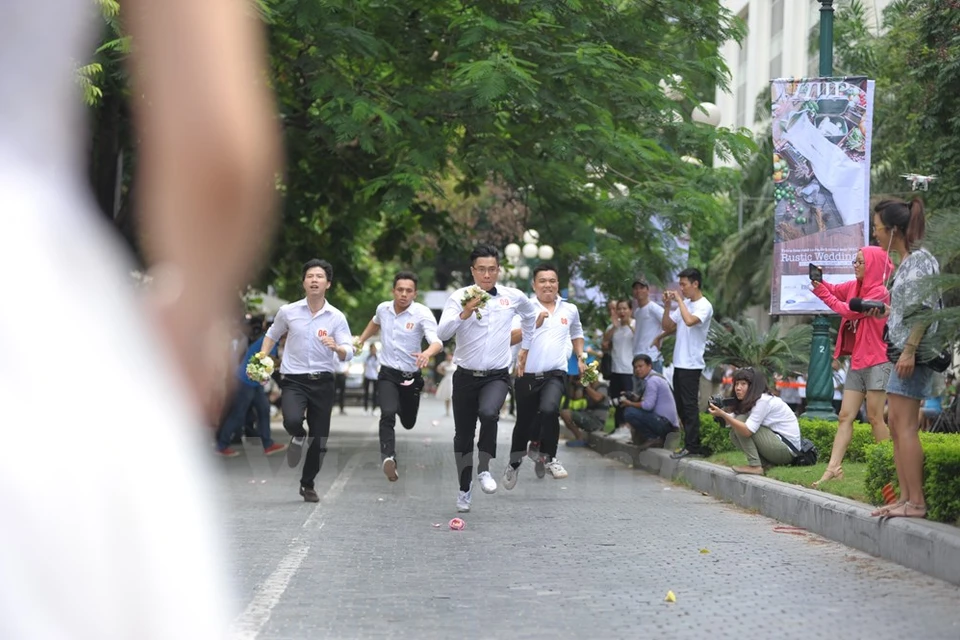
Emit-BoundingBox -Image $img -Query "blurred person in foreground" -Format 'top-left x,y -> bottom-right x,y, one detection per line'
810,245 -> 893,488
0,1 -> 281,638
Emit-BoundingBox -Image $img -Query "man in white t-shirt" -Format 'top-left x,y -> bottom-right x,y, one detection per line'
631,279 -> 665,373
602,299 -> 636,432
655,268 -> 714,459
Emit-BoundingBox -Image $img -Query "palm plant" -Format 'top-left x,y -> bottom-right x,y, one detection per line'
704,317 -> 811,379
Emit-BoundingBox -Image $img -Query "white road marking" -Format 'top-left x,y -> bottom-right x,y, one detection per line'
230,451 -> 364,640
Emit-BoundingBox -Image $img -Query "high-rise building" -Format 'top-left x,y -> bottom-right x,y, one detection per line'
716,0 -> 891,133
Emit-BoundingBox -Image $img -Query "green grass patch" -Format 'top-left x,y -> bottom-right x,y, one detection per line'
704,451 -> 872,503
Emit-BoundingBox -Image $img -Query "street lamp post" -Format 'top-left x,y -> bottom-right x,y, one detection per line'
803,0 -> 838,420
504,230 -> 553,291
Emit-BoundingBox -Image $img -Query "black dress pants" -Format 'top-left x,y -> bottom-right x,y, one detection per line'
377,367 -> 425,461
672,367 -> 704,453
280,374 -> 334,489
452,368 -> 510,492
510,372 -> 565,464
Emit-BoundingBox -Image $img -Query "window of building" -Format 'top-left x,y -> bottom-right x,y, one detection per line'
735,9 -> 749,127
808,0 -> 821,77
770,0 -> 784,78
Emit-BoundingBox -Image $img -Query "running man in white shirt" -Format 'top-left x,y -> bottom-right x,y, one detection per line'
654,267 -> 714,459
438,244 -> 537,512
356,271 -> 444,482
631,278 -> 665,373
503,264 -> 584,488
260,259 -> 355,502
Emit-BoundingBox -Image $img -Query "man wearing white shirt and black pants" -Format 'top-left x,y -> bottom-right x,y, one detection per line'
438,244 -> 537,513
260,259 -> 354,502
504,264 -> 584,488
632,279 -> 665,373
655,267 -> 714,460
355,271 -> 443,482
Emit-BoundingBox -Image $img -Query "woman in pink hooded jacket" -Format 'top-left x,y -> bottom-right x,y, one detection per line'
810,245 -> 893,487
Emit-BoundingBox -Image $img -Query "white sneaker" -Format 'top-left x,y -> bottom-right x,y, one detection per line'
609,426 -> 632,442
457,486 -> 472,512
478,470 -> 497,494
382,456 -> 398,482
502,465 -> 519,490
545,459 -> 568,479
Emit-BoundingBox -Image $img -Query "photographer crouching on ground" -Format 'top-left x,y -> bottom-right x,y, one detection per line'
616,355 -> 680,451
707,367 -> 804,475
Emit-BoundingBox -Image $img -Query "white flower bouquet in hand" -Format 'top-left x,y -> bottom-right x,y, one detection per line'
461,285 -> 491,319
246,353 -> 275,383
580,358 -> 601,385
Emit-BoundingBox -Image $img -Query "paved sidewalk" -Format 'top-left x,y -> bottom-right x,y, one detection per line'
586,431 -> 960,587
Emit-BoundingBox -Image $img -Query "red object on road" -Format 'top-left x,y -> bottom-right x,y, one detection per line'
449,518 -> 465,530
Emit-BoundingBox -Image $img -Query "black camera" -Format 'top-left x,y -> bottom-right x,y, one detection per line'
709,394 -> 737,426
610,392 -> 640,407
849,297 -> 885,313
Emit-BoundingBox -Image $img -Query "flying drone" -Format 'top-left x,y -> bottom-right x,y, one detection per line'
901,173 -> 937,191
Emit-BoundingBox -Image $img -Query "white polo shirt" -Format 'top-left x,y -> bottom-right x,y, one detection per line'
633,301 -> 664,361
438,285 -> 536,371
265,298 -> 354,375
669,296 -> 713,370
524,298 -> 584,373
372,300 -> 440,373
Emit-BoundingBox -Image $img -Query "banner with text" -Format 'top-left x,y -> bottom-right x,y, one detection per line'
769,76 -> 874,315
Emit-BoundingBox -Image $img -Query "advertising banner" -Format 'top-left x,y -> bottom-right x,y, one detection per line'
769,77 -> 875,315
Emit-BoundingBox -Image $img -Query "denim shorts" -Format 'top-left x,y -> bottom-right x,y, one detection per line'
885,363 -> 938,400
845,362 -> 892,393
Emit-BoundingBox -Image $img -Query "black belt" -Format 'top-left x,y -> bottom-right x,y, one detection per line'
285,372 -> 334,381
521,369 -> 566,379
381,366 -> 420,379
458,367 -> 509,378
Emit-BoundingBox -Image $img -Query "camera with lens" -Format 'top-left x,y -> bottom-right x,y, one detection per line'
610,392 -> 641,408
849,297 -> 885,313
709,394 -> 737,425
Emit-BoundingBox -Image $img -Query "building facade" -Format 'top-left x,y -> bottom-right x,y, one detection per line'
716,0 -> 892,133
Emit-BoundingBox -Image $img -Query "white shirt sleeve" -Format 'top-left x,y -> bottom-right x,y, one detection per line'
745,395 -> 772,434
517,294 -> 537,350
691,299 -> 712,324
334,313 -> 355,360
265,306 -> 288,342
421,306 -> 441,346
569,305 -> 584,341
437,293 -> 464,341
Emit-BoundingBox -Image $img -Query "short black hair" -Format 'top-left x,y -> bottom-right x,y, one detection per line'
532,263 -> 558,280
632,354 -> 652,366
393,271 -> 419,289
302,258 -> 333,282
469,243 -> 500,265
677,267 -> 702,289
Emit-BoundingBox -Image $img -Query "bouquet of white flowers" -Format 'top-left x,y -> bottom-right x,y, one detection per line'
246,352 -> 275,383
580,357 -> 601,385
461,285 -> 492,319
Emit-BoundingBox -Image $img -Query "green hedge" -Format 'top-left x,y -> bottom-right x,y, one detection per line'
697,414 -> 876,462
865,435 -> 960,525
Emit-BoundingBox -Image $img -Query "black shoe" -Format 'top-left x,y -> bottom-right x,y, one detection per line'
299,486 -> 320,502
286,437 -> 305,468
534,455 -> 546,479
670,447 -> 701,460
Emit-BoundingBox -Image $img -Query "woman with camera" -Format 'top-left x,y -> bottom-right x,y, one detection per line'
869,199 -> 942,519
809,245 -> 894,488
707,368 -> 801,475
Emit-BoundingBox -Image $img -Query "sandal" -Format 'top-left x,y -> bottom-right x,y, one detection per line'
870,501 -> 905,517
881,501 -> 927,520
812,466 -> 844,489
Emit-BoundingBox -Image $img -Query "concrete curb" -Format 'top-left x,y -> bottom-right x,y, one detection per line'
587,432 -> 960,587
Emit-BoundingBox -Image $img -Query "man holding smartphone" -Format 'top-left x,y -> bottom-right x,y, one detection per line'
654,268 -> 714,459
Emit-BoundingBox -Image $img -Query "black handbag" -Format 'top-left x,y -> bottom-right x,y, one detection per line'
778,434 -> 819,466
884,317 -> 952,374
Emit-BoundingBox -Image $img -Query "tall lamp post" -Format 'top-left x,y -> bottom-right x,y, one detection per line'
803,0 -> 838,420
